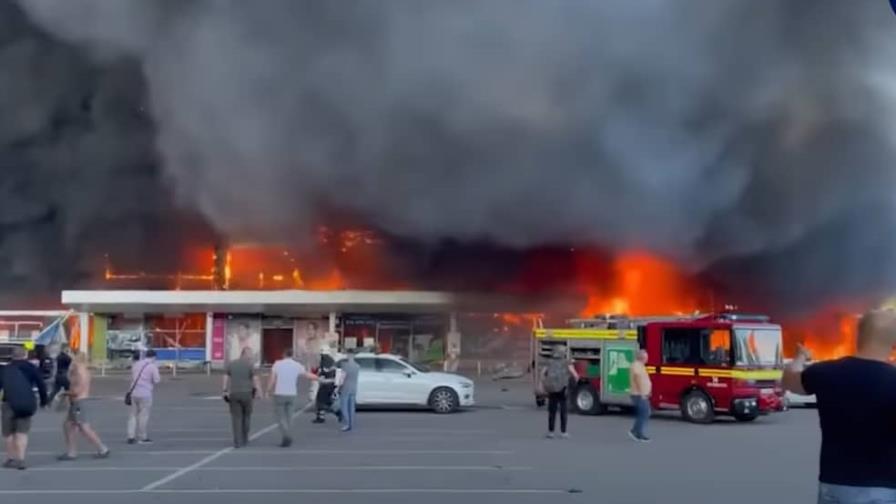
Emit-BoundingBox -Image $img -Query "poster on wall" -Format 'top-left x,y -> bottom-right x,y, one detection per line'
294,318 -> 326,367
211,317 -> 226,361
225,316 -> 261,364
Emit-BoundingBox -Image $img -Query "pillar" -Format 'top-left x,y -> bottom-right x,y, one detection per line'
204,312 -> 213,361
324,311 -> 339,352
78,312 -> 89,355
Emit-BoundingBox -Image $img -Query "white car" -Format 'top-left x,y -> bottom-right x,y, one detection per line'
337,353 -> 475,413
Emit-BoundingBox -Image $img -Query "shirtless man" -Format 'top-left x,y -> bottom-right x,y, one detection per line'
628,350 -> 652,443
58,352 -> 109,460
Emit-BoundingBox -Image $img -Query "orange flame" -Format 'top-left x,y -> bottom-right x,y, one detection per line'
580,252 -> 702,317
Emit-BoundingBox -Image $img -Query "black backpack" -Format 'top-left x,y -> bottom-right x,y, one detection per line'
3,364 -> 37,418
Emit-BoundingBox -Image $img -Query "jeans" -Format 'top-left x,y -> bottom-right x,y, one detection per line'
126,396 -> 152,440
630,395 -> 650,438
228,392 -> 253,447
273,395 -> 296,441
547,389 -> 568,433
339,393 -> 356,430
818,483 -> 896,504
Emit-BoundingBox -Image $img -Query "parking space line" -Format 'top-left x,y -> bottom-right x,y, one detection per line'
24,465 -> 532,472
140,402 -> 312,491
0,489 -> 567,495
227,449 -> 514,454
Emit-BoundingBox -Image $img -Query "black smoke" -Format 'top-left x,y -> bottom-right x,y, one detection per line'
3,0 -> 896,312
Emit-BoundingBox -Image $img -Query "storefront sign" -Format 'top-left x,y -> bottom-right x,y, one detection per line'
211,316 -> 226,361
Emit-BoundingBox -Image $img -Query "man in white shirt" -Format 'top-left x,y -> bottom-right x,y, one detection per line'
267,349 -> 317,447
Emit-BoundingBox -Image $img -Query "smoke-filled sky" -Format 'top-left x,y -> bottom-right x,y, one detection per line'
2,0 -> 896,311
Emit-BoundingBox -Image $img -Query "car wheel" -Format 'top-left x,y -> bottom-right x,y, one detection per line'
574,384 -> 605,415
429,387 -> 459,414
681,390 -> 715,424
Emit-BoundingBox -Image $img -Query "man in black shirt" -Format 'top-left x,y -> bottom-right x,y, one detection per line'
48,344 -> 72,403
0,347 -> 48,470
784,308 -> 896,503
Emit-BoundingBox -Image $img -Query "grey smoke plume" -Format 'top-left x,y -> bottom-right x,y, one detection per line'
6,0 -> 896,310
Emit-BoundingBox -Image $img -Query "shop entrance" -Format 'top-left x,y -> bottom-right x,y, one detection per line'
262,328 -> 293,364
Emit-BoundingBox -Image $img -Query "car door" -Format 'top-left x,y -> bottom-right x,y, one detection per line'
376,357 -> 426,404
351,357 -> 382,404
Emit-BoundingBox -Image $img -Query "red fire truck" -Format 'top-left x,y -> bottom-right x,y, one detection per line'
533,312 -> 785,423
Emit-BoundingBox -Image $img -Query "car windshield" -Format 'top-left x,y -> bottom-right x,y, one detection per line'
734,327 -> 783,367
401,358 -> 430,373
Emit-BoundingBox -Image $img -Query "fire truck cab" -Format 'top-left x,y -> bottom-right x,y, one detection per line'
533,312 -> 785,423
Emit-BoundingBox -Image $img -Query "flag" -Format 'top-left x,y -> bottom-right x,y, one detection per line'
34,312 -> 72,346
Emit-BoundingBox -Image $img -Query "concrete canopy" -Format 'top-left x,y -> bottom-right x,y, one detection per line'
61,290 -> 456,316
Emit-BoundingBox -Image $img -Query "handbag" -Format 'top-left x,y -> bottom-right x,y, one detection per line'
330,390 -> 341,413
125,362 -> 150,406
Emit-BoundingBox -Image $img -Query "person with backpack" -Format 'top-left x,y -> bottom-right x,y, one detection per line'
541,346 -> 579,439
0,347 -> 48,470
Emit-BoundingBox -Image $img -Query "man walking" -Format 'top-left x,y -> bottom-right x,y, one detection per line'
337,351 -> 360,432
127,349 -> 161,445
223,347 -> 262,448
541,346 -> 579,439
0,347 -> 48,470
58,352 -> 110,461
267,348 -> 317,447
784,308 -> 896,503
628,349 -> 652,443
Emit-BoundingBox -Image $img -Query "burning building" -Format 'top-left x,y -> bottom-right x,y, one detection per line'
3,0 -> 896,363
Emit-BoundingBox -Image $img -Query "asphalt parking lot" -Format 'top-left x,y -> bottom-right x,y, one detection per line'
0,373 -> 821,503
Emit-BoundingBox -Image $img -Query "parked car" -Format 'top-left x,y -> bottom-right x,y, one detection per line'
336,353 -> 475,413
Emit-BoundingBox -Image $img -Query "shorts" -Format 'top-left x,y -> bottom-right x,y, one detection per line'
67,400 -> 88,425
1,403 -> 32,437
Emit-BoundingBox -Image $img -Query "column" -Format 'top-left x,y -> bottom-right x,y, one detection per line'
325,311 -> 339,352
78,312 -> 89,355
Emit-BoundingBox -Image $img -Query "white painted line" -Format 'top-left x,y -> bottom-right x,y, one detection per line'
28,450 -> 218,456
228,449 -> 514,455
0,489 -> 566,495
140,402 -> 312,491
26,465 -> 532,472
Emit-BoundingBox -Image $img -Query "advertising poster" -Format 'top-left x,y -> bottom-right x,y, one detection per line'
225,316 -> 261,364
294,318 -> 326,368
211,316 -> 226,361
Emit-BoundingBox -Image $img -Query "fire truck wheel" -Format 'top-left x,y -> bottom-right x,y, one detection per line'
574,384 -> 605,415
734,412 -> 758,422
681,390 -> 715,424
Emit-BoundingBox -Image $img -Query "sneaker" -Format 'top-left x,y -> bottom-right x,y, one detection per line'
127,438 -> 136,445
279,437 -> 292,448
637,436 -> 652,443
15,460 -> 26,471
312,417 -> 325,424
138,439 -> 153,445
545,432 -> 555,439
57,454 -> 77,461
560,433 -> 570,439
94,449 -> 110,459
2,459 -> 15,469
627,430 -> 639,442
340,426 -> 352,432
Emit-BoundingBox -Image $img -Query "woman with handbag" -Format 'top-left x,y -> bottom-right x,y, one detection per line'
126,350 -> 160,445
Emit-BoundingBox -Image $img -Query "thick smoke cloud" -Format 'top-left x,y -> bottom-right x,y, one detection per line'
6,0 -> 896,310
